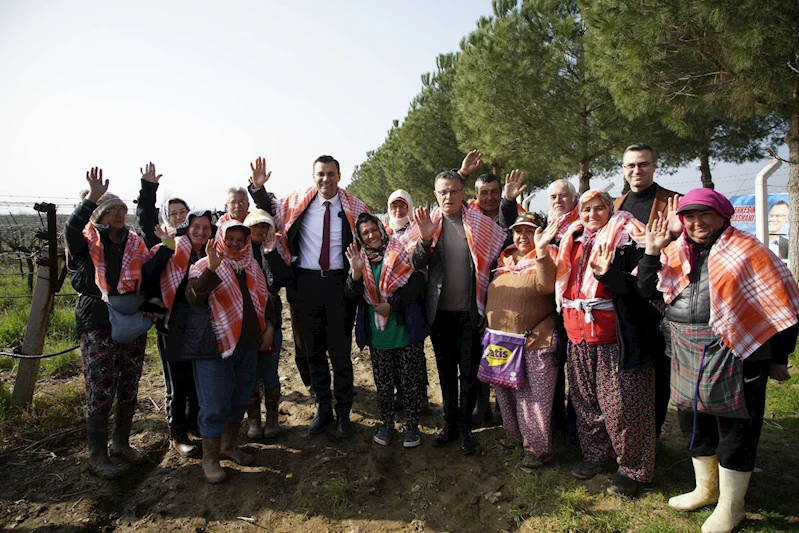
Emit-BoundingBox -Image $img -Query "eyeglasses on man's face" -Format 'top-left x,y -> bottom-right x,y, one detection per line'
622,162 -> 652,170
434,188 -> 464,197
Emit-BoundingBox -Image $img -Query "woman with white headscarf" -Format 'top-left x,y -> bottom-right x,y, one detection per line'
385,189 -> 414,238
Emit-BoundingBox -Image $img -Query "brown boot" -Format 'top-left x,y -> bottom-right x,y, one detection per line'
263,388 -> 281,439
201,437 -> 227,484
169,425 -> 199,458
86,416 -> 123,480
220,423 -> 254,465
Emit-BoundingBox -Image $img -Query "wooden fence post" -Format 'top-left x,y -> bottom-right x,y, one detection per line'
11,203 -> 62,408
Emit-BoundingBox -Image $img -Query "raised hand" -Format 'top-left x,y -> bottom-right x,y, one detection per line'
645,213 -> 675,255
345,242 -> 365,275
85,167 -> 108,203
249,157 -> 272,189
374,302 -> 391,317
665,195 -> 683,238
206,239 -> 221,271
589,242 -> 613,276
504,169 -> 527,200
414,207 -> 437,243
459,149 -> 482,176
140,162 -> 162,183
154,224 -> 170,241
534,220 -> 558,253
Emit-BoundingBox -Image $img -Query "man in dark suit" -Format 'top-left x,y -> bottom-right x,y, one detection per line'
614,143 -> 680,440
248,155 -> 369,439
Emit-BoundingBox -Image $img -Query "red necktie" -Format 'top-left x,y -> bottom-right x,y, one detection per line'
319,201 -> 331,271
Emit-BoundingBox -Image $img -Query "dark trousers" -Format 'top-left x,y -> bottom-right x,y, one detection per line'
157,333 -> 199,427
285,284 -> 312,387
655,317 -> 672,437
295,271 -> 355,414
430,310 -> 481,432
677,359 -> 770,472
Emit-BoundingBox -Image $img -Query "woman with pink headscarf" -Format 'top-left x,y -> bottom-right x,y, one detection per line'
638,188 -> 799,533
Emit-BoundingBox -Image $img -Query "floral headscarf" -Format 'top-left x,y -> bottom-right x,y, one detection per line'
355,212 -> 390,264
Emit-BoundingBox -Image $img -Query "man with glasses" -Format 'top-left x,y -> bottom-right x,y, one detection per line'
220,187 -> 250,224
407,170 -> 508,455
614,143 -> 680,442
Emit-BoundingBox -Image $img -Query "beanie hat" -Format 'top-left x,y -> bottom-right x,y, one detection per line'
81,190 -> 127,223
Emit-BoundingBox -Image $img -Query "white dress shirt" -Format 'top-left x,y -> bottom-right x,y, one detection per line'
297,192 -> 345,270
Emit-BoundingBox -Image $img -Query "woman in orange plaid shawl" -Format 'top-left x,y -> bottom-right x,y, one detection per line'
186,220 -> 274,484
142,209 -> 215,459
485,213 -> 561,470
556,190 -> 660,498
344,213 -> 428,448
637,188 -> 799,533
64,168 -> 153,480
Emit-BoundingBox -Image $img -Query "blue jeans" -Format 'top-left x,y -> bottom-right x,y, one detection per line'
192,348 -> 257,438
256,328 -> 282,390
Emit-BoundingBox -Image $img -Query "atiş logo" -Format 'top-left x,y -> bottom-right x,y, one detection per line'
485,344 -> 513,366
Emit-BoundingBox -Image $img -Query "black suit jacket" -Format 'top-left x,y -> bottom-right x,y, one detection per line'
249,185 -> 355,268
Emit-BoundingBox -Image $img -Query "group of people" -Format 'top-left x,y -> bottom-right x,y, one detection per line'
65,143 -> 799,533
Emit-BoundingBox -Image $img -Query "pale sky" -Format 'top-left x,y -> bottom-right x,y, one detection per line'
0,1 -> 789,215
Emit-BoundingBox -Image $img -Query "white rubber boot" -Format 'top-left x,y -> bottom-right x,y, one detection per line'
701,466 -> 751,533
668,456 -> 719,511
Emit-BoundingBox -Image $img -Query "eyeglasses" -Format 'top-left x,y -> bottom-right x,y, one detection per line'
434,188 -> 464,196
228,199 -> 248,206
106,207 -> 127,216
623,162 -> 652,170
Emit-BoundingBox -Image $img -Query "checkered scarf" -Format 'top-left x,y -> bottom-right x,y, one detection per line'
555,211 -> 647,311
467,198 -> 525,217
189,222 -> 267,359
657,225 -> 799,359
272,186 -> 369,265
358,237 -> 413,330
547,207 -> 579,241
495,244 -> 557,276
155,235 -> 193,321
82,222 -> 149,302
404,207 -> 506,317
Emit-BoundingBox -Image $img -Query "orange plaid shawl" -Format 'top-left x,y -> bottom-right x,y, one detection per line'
555,211 -> 646,310
82,222 -> 149,302
189,222 -> 267,359
360,238 -> 413,330
467,198 -> 525,217
405,207 -> 506,317
272,186 -> 369,266
495,244 -> 557,276
154,235 -> 193,322
657,226 -> 799,359
548,208 -> 579,241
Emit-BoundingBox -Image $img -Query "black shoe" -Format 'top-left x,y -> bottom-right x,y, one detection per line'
335,415 -> 354,439
459,430 -> 477,456
308,407 -> 335,435
432,425 -> 459,447
607,471 -> 641,498
571,460 -> 602,480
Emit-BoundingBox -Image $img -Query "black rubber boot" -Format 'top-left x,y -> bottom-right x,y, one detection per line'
86,416 -> 123,479
109,403 -> 148,465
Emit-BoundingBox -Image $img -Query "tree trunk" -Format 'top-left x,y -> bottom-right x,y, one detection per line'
698,148 -> 715,189
578,158 -> 592,193
492,162 -> 502,176
621,176 -> 630,195
788,107 -> 799,279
